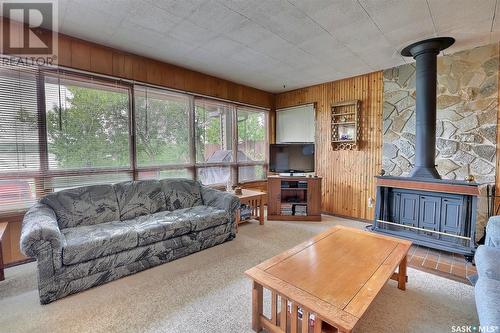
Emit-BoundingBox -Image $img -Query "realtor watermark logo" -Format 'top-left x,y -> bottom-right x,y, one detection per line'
452,325 -> 499,332
0,0 -> 58,65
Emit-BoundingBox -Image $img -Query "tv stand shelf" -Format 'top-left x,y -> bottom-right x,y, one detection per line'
267,175 -> 322,222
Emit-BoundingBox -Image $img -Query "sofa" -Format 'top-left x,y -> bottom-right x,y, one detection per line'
20,178 -> 240,304
474,216 -> 500,327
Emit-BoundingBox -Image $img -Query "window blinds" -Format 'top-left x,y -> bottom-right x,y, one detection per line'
276,104 -> 315,143
0,62 -> 40,211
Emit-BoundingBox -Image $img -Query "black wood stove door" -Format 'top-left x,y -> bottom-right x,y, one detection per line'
418,195 -> 441,238
440,197 -> 466,242
400,193 -> 419,227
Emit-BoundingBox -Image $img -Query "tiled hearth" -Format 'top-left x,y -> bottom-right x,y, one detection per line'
407,245 -> 477,284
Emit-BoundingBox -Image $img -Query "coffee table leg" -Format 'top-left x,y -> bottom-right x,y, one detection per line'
236,209 -> 240,233
313,318 -> 322,333
252,281 -> 263,332
398,255 -> 407,291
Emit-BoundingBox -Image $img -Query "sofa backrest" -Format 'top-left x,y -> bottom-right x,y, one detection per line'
113,180 -> 167,221
160,178 -> 203,210
39,178 -> 205,228
40,184 -> 120,229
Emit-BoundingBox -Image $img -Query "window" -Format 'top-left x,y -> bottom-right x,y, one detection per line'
0,63 -> 39,211
237,106 -> 267,182
195,99 -> 233,164
49,173 -> 132,192
195,98 -> 233,185
44,72 -> 131,170
137,169 -> 191,180
0,65 -> 40,173
0,63 -> 268,213
135,86 -> 191,167
276,104 -> 315,143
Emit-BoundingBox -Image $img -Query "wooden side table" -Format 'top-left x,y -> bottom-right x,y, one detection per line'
0,222 -> 8,281
234,189 -> 265,231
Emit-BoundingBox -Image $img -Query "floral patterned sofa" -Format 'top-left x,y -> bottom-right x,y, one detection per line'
20,178 -> 240,304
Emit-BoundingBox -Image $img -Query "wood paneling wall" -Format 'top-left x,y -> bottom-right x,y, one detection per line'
0,17 -> 273,109
275,72 -> 384,220
0,215 -> 28,267
55,34 -> 274,109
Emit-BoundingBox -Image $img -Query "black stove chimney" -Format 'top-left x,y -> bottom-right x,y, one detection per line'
401,37 -> 455,179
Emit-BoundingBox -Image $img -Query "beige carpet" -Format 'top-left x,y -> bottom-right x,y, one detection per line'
0,215 -> 478,333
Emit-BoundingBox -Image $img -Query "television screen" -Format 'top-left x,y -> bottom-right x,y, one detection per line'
269,143 -> 315,173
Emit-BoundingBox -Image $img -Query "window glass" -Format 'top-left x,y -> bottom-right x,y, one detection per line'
196,166 -> 230,186
238,165 -> 266,182
237,107 -> 267,162
0,64 -> 39,211
45,73 -> 131,170
0,65 -> 40,172
135,86 -> 190,167
48,173 -> 132,192
137,169 -> 192,180
195,99 -> 233,164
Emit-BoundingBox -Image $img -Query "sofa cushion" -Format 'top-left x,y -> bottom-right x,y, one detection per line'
41,185 -> 120,229
475,245 -> 500,281
160,178 -> 203,210
180,206 -> 228,231
61,221 -> 137,265
113,180 -> 167,221
475,277 -> 500,326
125,206 -> 228,246
125,210 -> 192,246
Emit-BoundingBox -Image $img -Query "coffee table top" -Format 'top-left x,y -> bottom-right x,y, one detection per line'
245,225 -> 411,331
234,189 -> 265,199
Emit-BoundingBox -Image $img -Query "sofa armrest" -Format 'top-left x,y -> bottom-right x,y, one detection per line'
20,203 -> 63,258
485,216 -> 500,248
201,187 -> 240,214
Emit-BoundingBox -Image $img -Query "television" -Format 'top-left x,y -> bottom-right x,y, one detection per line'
269,143 -> 315,173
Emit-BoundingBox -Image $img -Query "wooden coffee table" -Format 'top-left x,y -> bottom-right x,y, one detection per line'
245,225 -> 411,333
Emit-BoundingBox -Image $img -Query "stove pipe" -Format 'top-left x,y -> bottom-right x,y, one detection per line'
401,37 -> 455,179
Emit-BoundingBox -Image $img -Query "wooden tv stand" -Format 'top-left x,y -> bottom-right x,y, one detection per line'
267,175 -> 322,221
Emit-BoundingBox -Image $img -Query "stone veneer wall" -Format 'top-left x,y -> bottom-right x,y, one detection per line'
382,43 -> 499,239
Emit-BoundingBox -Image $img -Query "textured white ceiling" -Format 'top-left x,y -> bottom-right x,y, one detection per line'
57,0 -> 500,93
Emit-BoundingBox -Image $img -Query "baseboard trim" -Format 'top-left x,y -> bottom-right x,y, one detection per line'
5,258 -> 35,268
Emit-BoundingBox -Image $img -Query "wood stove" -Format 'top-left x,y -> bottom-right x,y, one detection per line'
373,176 -> 479,257
373,37 -> 480,259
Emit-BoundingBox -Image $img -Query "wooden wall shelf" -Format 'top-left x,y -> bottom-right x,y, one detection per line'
267,176 -> 322,221
331,100 -> 361,150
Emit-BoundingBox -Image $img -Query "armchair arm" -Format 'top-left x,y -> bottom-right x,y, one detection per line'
200,187 -> 240,214
20,203 -> 63,258
485,216 -> 500,247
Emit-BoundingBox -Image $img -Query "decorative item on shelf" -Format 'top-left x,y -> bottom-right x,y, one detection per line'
331,99 -> 361,150
465,175 -> 475,182
380,169 -> 386,176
